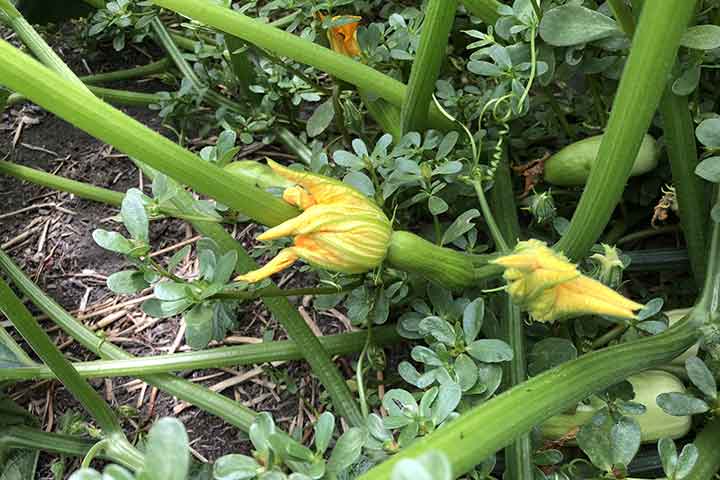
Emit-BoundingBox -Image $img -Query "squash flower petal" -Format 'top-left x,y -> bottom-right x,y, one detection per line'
493,240 -> 643,322
319,13 -> 362,58
235,160 -> 392,282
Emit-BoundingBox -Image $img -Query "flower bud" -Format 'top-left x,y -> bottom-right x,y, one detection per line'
588,244 -> 627,289
493,240 -> 643,323
235,161 -> 392,283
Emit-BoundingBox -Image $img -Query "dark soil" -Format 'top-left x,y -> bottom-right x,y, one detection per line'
0,22 -> 348,479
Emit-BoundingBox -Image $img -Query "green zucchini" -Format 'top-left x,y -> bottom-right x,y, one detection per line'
544,133 -> 660,186
541,370 -> 691,443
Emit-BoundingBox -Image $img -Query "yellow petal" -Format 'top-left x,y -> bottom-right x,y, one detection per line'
564,276 -> 644,312
234,249 -> 299,283
282,186 -> 317,210
267,160 -> 369,206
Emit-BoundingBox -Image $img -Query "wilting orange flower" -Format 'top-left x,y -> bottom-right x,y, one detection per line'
318,13 -> 362,57
235,160 -> 392,283
492,240 -> 643,323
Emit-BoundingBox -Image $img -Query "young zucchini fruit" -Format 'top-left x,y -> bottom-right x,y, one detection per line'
544,134 -> 660,186
541,370 -> 691,442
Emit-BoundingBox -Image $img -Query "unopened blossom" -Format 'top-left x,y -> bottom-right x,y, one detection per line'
235,160 -> 392,283
492,240 -> 643,323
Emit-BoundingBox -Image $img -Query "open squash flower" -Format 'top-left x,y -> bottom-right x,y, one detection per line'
235,160 -> 392,283
492,240 -> 643,323
318,13 -> 362,58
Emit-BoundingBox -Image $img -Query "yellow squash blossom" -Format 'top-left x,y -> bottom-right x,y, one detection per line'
235,160 -> 392,283
318,13 -> 362,57
492,240 -> 643,323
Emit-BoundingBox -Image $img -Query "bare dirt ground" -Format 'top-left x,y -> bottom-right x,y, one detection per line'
0,22 -> 352,479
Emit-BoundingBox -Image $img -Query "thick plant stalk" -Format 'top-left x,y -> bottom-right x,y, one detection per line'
151,0 -> 454,131
607,0 -> 636,36
0,426 -> 95,458
8,86 -> 164,108
462,0 -> 502,24
0,279 -> 144,471
360,91 -> 402,141
401,0 -> 458,133
554,0 -> 697,260
360,196 -> 720,479
489,159 -> 533,480
81,58 -> 171,84
659,90 -> 708,285
0,40 -> 299,227
606,0 -> 706,285
1,327 -> 400,381
0,160 -> 116,207
0,0 -> 90,93
386,231 -> 502,289
0,249 -> 259,431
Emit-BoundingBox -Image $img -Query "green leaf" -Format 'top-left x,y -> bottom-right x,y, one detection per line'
680,25 -> 720,50
431,382 -> 461,424
428,195 -> 448,215
672,65 -> 701,96
695,156 -> 720,183
167,245 -> 191,273
656,392 -> 710,416
327,428 -> 365,474
154,282 -> 189,301
419,316 -> 455,345
138,418 -> 190,480
121,188 -> 149,242
314,411 -> 335,455
685,357 -> 717,400
675,443 -> 699,479
383,389 -> 418,417
696,119 -> 720,148
528,337 -> 577,376
184,303 -> 215,349
0,342 -> 25,369
106,270 -> 149,295
610,416 -> 641,467
213,454 -> 260,480
141,298 -> 193,318
455,354 -> 478,392
539,5 -> 621,47
213,251 -> 238,285
0,448 -> 38,480
333,150 -> 364,169
462,298 -> 484,344
441,209 -> 479,245
658,438 -> 678,477
466,339 -> 513,363
249,412 -> 275,456
306,99 -> 335,137
92,229 -> 133,254
344,171 -> 375,197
